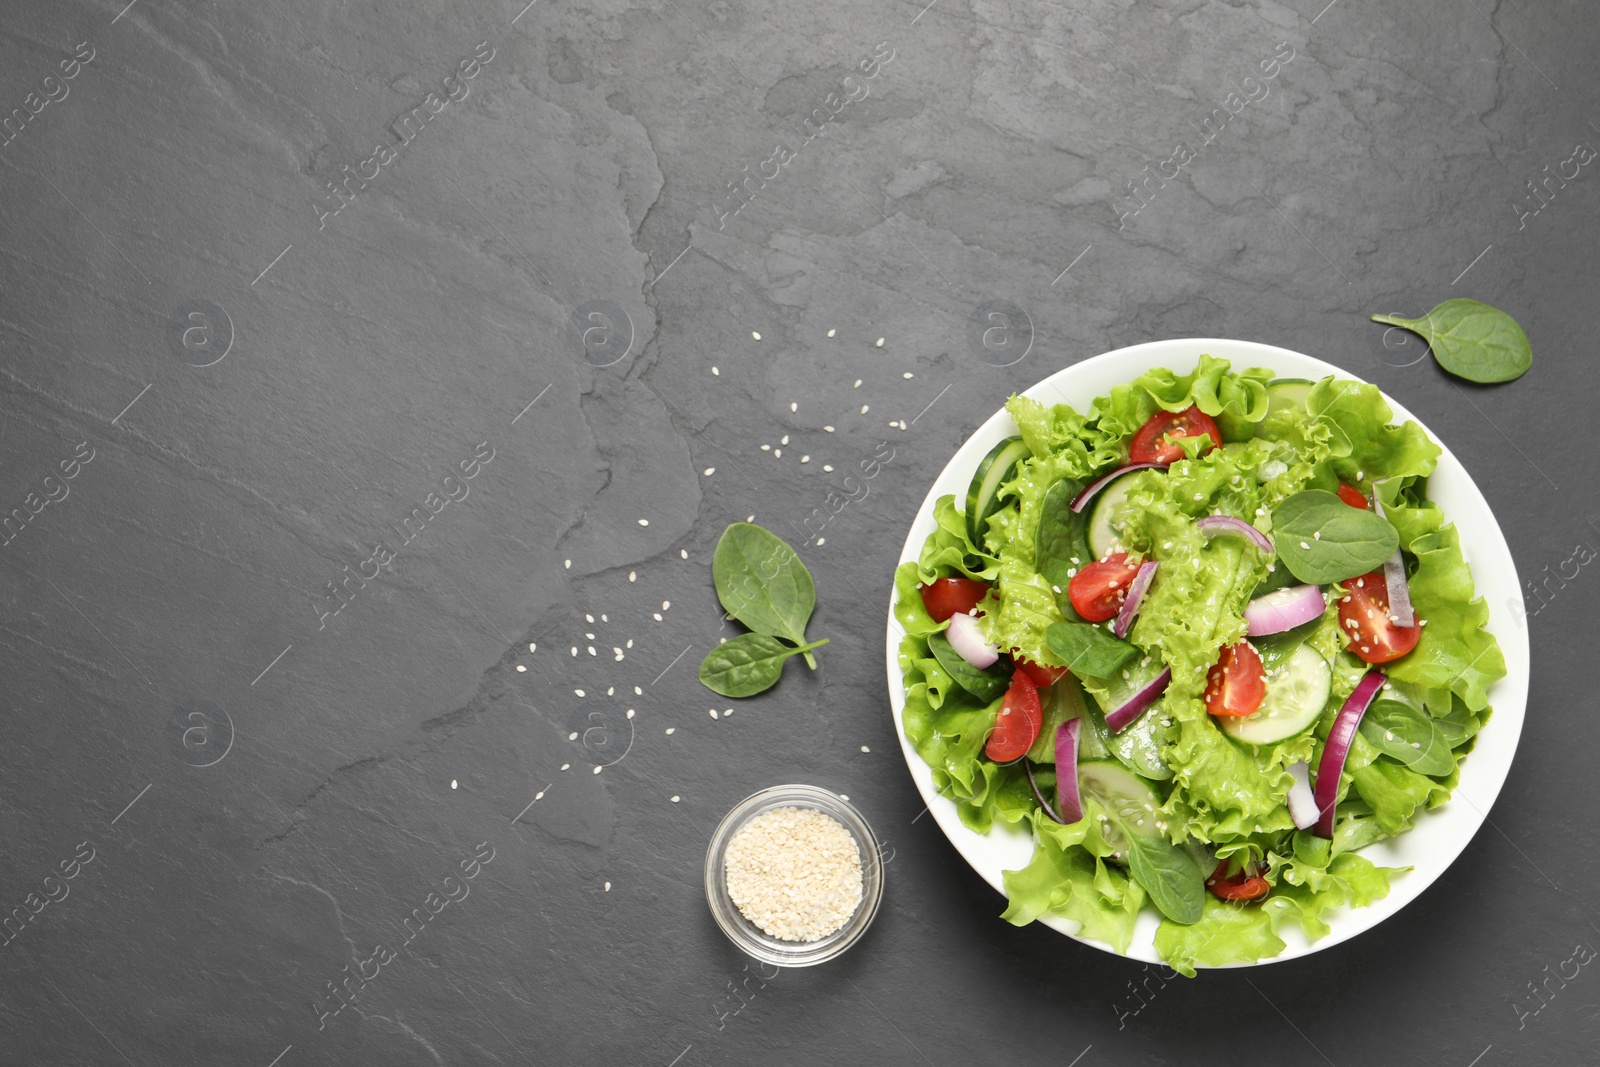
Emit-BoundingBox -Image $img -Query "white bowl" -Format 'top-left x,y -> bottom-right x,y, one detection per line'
883,339 -> 1530,968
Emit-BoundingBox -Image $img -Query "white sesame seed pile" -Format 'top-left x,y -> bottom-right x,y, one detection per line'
724,806 -> 863,942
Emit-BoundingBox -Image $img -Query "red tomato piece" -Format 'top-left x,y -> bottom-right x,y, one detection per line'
1336,483 -> 1369,509
1014,658 -> 1069,688
1128,405 -> 1222,465
1068,553 -> 1141,623
1207,864 -> 1272,902
1338,571 -> 1422,664
919,577 -> 990,623
984,672 -> 1042,763
1204,641 -> 1267,718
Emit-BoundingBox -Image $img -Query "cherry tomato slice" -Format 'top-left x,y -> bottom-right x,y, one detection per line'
1014,658 -> 1069,688
984,671 -> 1042,763
1336,483 -> 1369,509
1207,864 -> 1272,902
919,577 -> 991,623
1068,553 -> 1141,623
1128,405 -> 1222,465
1204,641 -> 1267,718
1338,571 -> 1422,664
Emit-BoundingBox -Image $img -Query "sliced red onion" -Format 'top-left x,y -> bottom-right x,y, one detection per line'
1023,761 -> 1062,823
1285,760 -> 1318,830
1104,667 -> 1171,733
1196,514 -> 1274,554
1369,492 -> 1416,627
1054,719 -> 1083,823
1313,671 -> 1386,838
1112,561 -> 1159,639
946,611 -> 998,668
1244,584 -> 1325,636
1070,462 -> 1166,513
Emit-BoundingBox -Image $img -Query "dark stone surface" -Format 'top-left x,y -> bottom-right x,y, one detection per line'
0,0 -> 1594,1063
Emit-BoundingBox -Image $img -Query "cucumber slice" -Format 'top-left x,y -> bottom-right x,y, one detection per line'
1265,377 -> 1314,414
1219,643 -> 1332,745
1085,469 -> 1142,559
1026,675 -> 1108,763
965,436 -> 1033,550
1077,760 -> 1163,842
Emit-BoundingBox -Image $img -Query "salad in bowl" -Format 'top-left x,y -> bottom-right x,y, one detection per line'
891,353 -> 1509,974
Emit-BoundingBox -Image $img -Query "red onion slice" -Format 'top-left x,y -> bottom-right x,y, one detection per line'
1070,462 -> 1166,513
1312,671 -> 1386,838
1104,667 -> 1171,733
1244,584 -> 1326,636
1286,760 -> 1318,830
1112,561 -> 1159,639
1023,761 -> 1062,823
946,611 -> 998,668
1369,492 -> 1416,627
1054,719 -> 1084,823
1196,514 -> 1274,554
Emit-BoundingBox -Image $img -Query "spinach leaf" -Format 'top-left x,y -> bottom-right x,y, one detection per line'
1432,698 -> 1483,749
1370,299 -> 1531,384
1045,621 -> 1139,678
1035,477 -> 1090,620
712,523 -> 820,667
1123,832 -> 1205,925
1358,699 -> 1455,777
1273,490 -> 1399,584
698,634 -> 830,698
927,631 -> 1011,702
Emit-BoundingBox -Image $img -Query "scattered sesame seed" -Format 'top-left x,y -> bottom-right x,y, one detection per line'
854,379 -> 862,388
827,329 -> 836,338
666,727 -> 676,735
823,464 -> 834,472
774,449 -> 782,458
790,402 -> 798,413
704,467 -> 715,476
861,405 -> 870,414
564,559 -> 572,569
593,765 -> 602,774
903,372 -> 913,379
604,881 -> 611,891
671,795 -> 681,802
876,338 -> 885,347
681,549 -> 689,558
712,366 -> 720,376
816,537 -> 826,545
781,435 -> 790,445
516,664 -> 527,672
860,745 -> 871,753
802,455 -> 811,463
824,425 -> 835,432
638,519 -> 649,526
1313,531 -> 1321,541
710,708 -> 719,719
1300,541 -> 1310,549
451,779 -> 458,789
653,613 -> 663,621
561,763 -> 570,771
529,642 -> 537,652
587,646 -> 596,656
761,444 -> 771,451
752,331 -> 761,341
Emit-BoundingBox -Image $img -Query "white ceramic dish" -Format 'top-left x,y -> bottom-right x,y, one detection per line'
884,339 -> 1530,968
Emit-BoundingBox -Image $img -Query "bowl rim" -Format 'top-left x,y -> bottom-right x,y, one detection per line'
704,783 -> 887,968
883,338 -> 1531,969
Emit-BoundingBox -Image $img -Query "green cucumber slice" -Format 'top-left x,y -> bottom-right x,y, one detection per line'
1077,759 -> 1163,841
1265,377 -> 1314,414
965,436 -> 1033,550
1085,470 -> 1142,559
1219,643 -> 1332,745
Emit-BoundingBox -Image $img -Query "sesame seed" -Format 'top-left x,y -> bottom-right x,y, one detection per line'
724,807 -> 863,942
704,467 -> 715,476
752,331 -> 761,341
790,402 -> 798,413
854,379 -> 862,388
824,425 -> 835,432
875,337 -> 885,347
861,405 -> 870,414
638,519 -> 649,527
516,665 -> 526,672
1300,541 -> 1310,549
827,329 -> 836,338
781,435 -> 790,445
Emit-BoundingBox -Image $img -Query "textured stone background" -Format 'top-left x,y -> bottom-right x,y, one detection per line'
1,0 -> 1594,1064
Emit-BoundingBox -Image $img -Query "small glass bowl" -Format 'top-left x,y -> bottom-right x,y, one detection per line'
704,784 -> 885,967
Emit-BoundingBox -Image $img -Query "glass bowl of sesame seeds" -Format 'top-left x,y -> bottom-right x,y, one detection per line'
704,784 -> 886,967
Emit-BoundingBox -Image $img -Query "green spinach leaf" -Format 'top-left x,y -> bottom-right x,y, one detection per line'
1273,490 -> 1399,584
1370,299 -> 1531,384
712,523 -> 820,667
927,631 -> 1012,703
1358,698 -> 1454,777
1035,478 -> 1091,620
698,634 -> 830,698
1123,832 -> 1205,925
1045,621 -> 1139,679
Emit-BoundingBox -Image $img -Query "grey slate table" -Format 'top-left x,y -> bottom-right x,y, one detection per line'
1,1 -> 1595,1064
